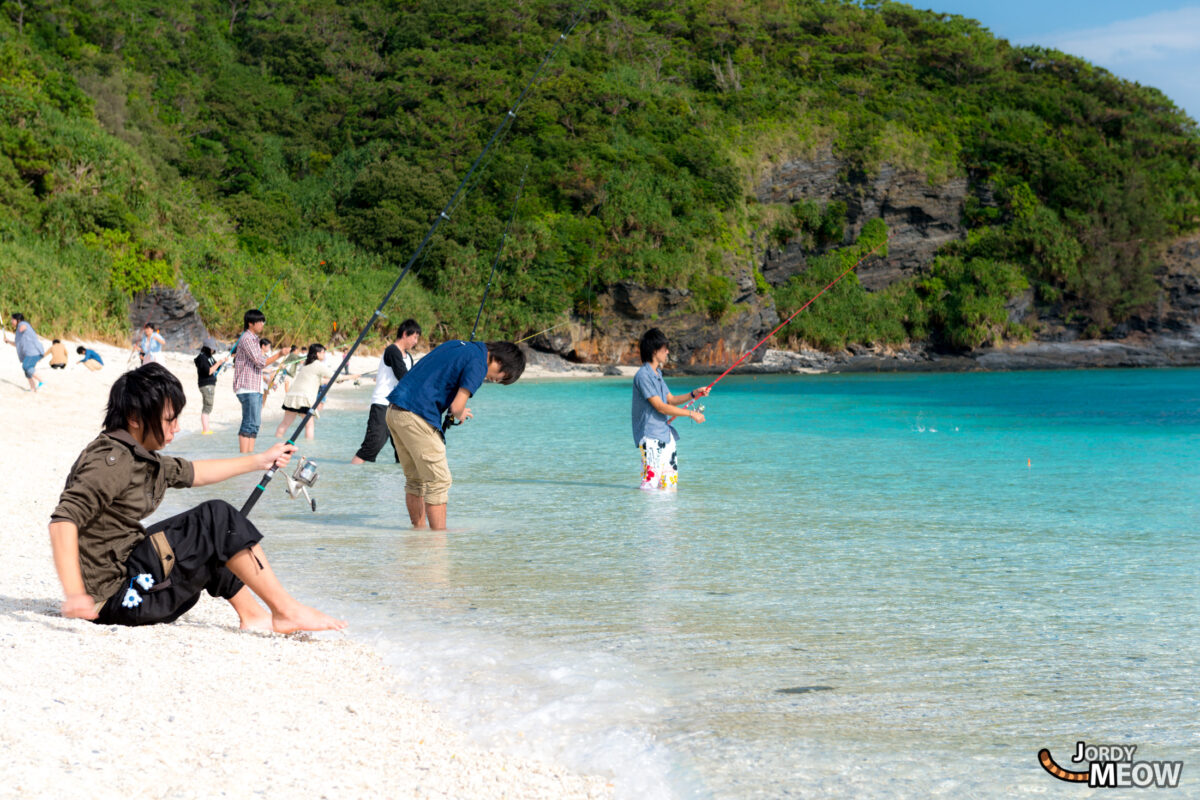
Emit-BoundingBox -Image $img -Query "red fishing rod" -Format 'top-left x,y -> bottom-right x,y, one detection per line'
688,235 -> 890,404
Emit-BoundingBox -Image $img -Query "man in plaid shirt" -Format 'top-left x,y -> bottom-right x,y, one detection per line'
234,309 -> 290,453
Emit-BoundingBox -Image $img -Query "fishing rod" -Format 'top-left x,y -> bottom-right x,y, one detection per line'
469,164 -> 528,342
440,165 -> 530,436
214,271 -> 287,378
239,3 -> 591,516
686,234 -> 891,406
263,269 -> 334,400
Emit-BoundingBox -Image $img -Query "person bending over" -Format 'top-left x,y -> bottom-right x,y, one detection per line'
48,363 -> 345,632
631,328 -> 708,491
76,346 -> 104,371
351,319 -> 421,464
385,340 -> 524,530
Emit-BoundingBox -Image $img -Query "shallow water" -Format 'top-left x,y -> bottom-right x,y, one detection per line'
165,369 -> 1200,798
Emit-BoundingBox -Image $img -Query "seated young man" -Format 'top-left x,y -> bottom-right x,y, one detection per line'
385,340 -> 524,530
49,363 -> 345,633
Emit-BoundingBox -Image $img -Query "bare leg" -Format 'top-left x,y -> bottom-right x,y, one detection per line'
304,417 -> 315,439
225,544 -> 346,633
227,586 -> 272,631
350,455 -> 365,465
275,411 -> 296,439
405,493 -> 427,528
238,435 -> 255,453
201,412 -> 211,434
426,503 -> 447,531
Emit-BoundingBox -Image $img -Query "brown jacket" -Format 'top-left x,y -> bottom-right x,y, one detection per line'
51,430 -> 194,604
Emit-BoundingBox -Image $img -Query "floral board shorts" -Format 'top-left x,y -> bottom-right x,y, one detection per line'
638,437 -> 678,491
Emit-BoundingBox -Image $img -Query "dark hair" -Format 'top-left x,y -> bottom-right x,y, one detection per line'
304,343 -> 325,365
259,338 -> 272,349
11,312 -> 24,323
103,363 -> 186,444
199,345 -> 213,358
486,341 -> 525,385
52,339 -> 61,344
76,346 -> 86,355
398,318 -> 422,339
243,308 -> 265,330
143,321 -> 155,330
639,328 -> 669,363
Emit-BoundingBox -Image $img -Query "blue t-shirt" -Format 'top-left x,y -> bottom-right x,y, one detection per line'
80,349 -> 103,365
387,340 -> 488,430
631,362 -> 678,445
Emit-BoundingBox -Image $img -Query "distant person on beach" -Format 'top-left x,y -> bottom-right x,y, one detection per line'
351,319 -> 422,464
232,309 -> 289,454
631,328 -> 708,491
274,343 -> 345,440
76,346 -> 104,371
7,312 -> 45,392
194,341 -> 229,435
48,363 -> 346,632
48,339 -> 69,369
386,340 -> 525,530
137,322 -> 166,365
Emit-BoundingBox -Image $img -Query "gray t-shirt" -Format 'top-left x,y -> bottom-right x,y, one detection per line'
631,363 -> 678,445
13,321 -> 43,359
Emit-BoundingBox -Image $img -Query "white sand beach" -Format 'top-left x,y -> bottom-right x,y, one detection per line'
0,339 -> 612,799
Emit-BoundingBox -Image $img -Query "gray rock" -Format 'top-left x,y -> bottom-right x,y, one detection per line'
128,285 -> 211,353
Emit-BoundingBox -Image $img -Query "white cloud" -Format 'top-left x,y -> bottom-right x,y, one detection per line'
1043,6 -> 1200,63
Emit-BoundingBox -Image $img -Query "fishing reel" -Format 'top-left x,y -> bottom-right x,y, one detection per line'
283,456 -> 319,512
440,409 -> 463,440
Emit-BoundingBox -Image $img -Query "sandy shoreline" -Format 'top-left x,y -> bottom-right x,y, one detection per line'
0,339 -> 612,799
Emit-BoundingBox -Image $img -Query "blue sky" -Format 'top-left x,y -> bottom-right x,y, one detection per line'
917,1 -> 1200,121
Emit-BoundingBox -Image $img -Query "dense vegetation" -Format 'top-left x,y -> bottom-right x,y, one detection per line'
1,0 -> 1197,351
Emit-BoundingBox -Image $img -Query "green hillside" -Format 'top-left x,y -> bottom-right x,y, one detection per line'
1,0 -> 1197,350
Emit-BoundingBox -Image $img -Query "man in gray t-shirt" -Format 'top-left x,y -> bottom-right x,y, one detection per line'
630,328 -> 709,490
8,312 -> 45,392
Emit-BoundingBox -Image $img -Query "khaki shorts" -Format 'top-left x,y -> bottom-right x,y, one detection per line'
199,384 -> 216,415
386,406 -> 451,505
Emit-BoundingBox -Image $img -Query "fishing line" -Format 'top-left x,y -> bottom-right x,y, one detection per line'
238,2 -> 591,516
686,235 -> 890,405
214,270 -> 288,379
515,320 -> 569,344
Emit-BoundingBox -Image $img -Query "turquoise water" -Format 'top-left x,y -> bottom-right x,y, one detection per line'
165,369 -> 1200,798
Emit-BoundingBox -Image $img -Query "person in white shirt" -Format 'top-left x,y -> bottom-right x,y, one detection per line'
350,319 -> 421,464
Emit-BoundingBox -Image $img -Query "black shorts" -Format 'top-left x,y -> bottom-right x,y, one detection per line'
281,404 -> 311,415
95,499 -> 263,626
354,403 -> 399,463
50,363 -> 66,369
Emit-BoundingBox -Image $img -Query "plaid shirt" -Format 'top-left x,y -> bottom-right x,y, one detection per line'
232,330 -> 265,393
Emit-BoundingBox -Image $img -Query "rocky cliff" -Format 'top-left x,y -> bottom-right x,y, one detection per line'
529,149 -> 1200,374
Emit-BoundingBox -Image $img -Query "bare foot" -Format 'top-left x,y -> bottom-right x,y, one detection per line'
238,607 -> 274,632
272,604 -> 347,634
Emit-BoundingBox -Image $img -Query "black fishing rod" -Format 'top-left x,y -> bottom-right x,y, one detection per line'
239,3 -> 590,516
469,164 -> 528,342
440,165 -> 529,436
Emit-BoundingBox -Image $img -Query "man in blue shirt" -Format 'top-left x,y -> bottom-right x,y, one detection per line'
385,340 -> 525,529
631,328 -> 708,490
76,346 -> 105,370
